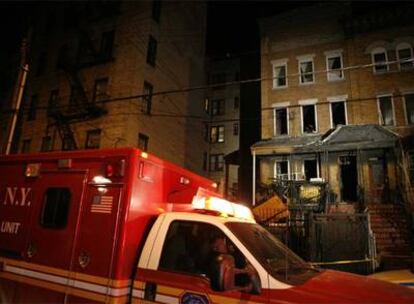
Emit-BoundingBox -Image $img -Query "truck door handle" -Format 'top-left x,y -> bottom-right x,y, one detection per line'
78,251 -> 91,269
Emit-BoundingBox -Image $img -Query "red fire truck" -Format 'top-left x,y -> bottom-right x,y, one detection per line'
1,148 -> 413,303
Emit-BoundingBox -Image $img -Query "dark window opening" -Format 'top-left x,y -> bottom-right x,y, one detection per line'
373,52 -> 388,73
146,35 -> 157,67
100,31 -> 114,60
28,95 -> 38,121
274,65 -> 286,87
47,90 -> 59,117
85,129 -> 101,149
93,78 -> 108,103
209,154 -> 224,171
378,96 -> 394,126
405,93 -> 414,125
304,159 -> 317,181
275,108 -> 288,135
302,105 -> 316,133
210,99 -> 225,116
210,126 -> 224,143
138,133 -> 149,151
40,188 -> 71,229
275,160 -> 288,180
331,101 -> 346,127
152,0 -> 162,23
142,81 -> 153,114
300,61 -> 313,83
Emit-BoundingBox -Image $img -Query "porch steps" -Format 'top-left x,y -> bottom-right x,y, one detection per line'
368,204 -> 413,270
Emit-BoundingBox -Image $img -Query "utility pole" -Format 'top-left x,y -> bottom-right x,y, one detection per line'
5,38 -> 29,155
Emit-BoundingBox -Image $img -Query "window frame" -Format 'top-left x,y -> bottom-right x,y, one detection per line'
325,50 -> 344,82
271,59 -> 288,89
299,99 -> 318,134
396,42 -> 414,71
273,159 -> 290,181
209,153 -> 224,171
377,94 -> 395,126
209,125 -> 225,143
371,47 -> 389,74
85,129 -> 102,149
272,102 -> 289,136
403,92 -> 414,125
210,99 -> 225,116
328,95 -> 348,128
297,55 -> 315,85
303,158 -> 319,181
138,133 -> 149,151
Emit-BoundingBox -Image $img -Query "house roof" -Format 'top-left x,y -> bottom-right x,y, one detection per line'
252,125 -> 399,155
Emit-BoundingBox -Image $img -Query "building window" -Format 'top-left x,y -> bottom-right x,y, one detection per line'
377,95 -> 394,126
41,136 -> 52,152
85,129 -> 101,149
272,61 -> 287,88
298,56 -> 314,84
234,96 -> 239,109
203,152 -> 208,171
93,78 -> 108,103
233,123 -> 239,136
404,93 -> 414,125
152,0 -> 161,23
27,94 -> 38,121
396,43 -> 413,71
326,51 -> 344,81
100,30 -> 114,60
209,154 -> 224,171
330,101 -> 347,128
304,159 -> 318,181
210,99 -> 225,116
47,89 -> 59,116
138,133 -> 149,151
273,107 -> 288,136
210,73 -> 226,89
21,139 -> 31,153
36,52 -> 47,76
301,104 -> 317,133
40,188 -> 71,229
274,160 -> 289,180
210,125 -> 224,143
371,47 -> 388,73
409,151 -> 414,184
142,81 -> 153,114
146,35 -> 157,67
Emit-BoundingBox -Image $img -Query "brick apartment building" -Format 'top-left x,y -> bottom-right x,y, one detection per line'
253,2 -> 414,265
205,57 -> 241,198
9,1 -> 208,174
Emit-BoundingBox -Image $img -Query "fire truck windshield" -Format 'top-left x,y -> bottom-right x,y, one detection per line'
226,222 -> 321,285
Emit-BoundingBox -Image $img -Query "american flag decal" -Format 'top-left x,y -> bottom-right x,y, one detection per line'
91,195 -> 113,214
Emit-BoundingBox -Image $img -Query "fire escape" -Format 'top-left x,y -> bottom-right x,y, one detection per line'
48,4 -> 117,150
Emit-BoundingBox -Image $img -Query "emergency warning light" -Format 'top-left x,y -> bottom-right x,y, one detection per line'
25,163 -> 40,177
192,194 -> 255,222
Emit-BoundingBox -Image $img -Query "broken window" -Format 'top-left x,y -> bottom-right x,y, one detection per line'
273,63 -> 287,88
405,93 -> 414,125
378,95 -> 394,126
299,60 -> 314,83
396,43 -> 413,71
274,107 -> 288,135
331,101 -> 346,128
326,53 -> 343,81
371,47 -> 388,73
304,159 -> 317,181
274,160 -> 288,180
302,104 -> 316,133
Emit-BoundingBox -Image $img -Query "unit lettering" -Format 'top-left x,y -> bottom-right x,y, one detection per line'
1,221 -> 21,234
2,187 -> 32,206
